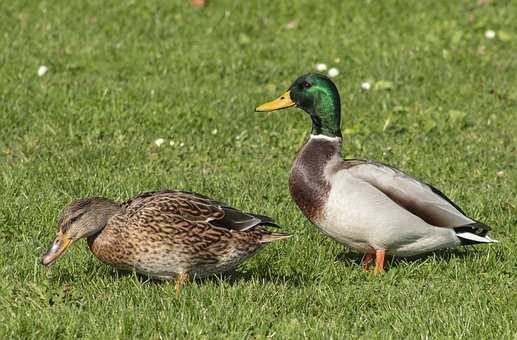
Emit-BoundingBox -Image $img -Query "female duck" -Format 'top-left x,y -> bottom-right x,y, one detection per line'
42,190 -> 289,292
256,73 -> 496,273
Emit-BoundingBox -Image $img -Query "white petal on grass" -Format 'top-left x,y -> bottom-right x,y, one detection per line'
38,65 -> 48,77
328,68 -> 339,78
154,138 -> 165,147
169,140 -> 175,146
285,20 -> 297,29
484,30 -> 496,39
361,82 -> 371,91
315,63 -> 327,72
211,128 -> 218,135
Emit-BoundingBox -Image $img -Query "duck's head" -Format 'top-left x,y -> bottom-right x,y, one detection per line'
256,73 -> 342,138
41,197 -> 120,266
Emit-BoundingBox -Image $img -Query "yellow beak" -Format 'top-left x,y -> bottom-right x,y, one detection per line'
41,232 -> 73,266
255,90 -> 295,112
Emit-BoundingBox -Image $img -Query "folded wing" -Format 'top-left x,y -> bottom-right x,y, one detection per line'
346,161 -> 477,228
122,190 -> 278,231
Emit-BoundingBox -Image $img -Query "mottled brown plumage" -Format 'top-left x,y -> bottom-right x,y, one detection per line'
42,190 -> 290,291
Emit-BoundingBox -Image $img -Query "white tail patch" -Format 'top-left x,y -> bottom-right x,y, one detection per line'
456,232 -> 498,243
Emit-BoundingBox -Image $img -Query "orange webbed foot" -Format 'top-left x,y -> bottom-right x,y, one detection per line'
374,249 -> 385,275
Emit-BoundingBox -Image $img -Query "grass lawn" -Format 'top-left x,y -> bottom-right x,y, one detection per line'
1,0 -> 516,338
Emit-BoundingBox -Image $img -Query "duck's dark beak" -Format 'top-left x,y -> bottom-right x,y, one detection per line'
41,232 -> 73,266
255,90 -> 295,112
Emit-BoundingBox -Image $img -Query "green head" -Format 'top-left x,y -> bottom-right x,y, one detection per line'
256,73 -> 342,138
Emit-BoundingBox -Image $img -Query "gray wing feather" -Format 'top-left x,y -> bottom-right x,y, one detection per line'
346,161 -> 474,228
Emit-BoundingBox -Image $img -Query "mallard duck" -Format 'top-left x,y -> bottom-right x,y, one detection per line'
42,190 -> 290,292
256,73 -> 497,273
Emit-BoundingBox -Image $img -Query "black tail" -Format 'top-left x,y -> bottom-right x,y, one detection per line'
454,221 -> 496,245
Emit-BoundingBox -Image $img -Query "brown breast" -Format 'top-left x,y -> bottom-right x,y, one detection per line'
87,215 -> 137,268
288,137 -> 341,223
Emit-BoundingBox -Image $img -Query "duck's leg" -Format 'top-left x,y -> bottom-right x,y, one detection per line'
362,253 -> 374,271
374,249 -> 385,274
175,272 -> 189,296
191,0 -> 206,7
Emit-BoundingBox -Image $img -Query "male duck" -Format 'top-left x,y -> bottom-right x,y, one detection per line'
256,73 -> 496,273
42,190 -> 290,292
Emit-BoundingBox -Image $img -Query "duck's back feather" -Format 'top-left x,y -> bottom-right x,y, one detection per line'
121,190 -> 277,231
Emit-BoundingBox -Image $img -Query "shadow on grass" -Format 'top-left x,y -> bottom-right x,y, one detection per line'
49,246 -> 490,286
76,262 -> 311,288
335,246 -> 482,271
193,267 -> 310,287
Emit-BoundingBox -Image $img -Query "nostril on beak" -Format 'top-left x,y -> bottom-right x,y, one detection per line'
281,97 -> 285,99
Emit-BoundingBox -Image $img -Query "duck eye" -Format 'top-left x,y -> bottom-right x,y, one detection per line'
303,81 -> 312,88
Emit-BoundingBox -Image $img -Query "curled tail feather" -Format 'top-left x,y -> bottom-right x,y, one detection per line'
455,221 -> 498,245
